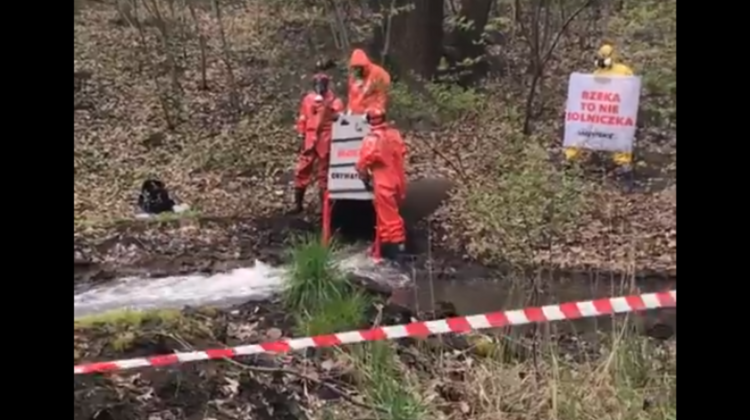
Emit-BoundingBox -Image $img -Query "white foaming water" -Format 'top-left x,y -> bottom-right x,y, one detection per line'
74,251 -> 409,319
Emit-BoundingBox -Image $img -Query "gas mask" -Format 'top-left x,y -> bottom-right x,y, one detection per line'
365,111 -> 385,126
351,66 -> 365,81
313,75 -> 330,96
595,57 -> 612,68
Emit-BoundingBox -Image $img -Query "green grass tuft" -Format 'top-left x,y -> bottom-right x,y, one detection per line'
74,308 -> 183,329
74,308 -> 185,352
295,290 -> 371,336
349,342 -> 426,420
283,234 -> 425,419
283,234 -> 353,315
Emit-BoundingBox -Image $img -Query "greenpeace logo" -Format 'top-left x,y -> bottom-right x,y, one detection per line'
577,129 -> 614,140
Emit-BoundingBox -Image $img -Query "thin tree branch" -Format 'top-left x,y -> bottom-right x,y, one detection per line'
541,0 -> 594,67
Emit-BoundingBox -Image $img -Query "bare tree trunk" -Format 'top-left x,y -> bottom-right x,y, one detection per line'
187,0 -> 209,90
330,0 -> 351,51
143,0 -> 183,95
372,0 -> 444,80
211,0 -> 240,113
445,0 -> 494,85
127,0 -> 177,129
165,0 -> 189,61
521,0 -> 593,134
380,0 -> 396,59
322,1 -> 342,50
114,0 -> 143,73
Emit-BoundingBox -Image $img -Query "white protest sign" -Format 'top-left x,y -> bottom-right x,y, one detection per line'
563,72 -> 641,153
328,114 -> 373,200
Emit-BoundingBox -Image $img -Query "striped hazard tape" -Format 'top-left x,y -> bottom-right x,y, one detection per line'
74,290 -> 675,375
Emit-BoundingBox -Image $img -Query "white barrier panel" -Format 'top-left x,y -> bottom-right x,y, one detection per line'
563,73 -> 641,153
328,115 -> 373,200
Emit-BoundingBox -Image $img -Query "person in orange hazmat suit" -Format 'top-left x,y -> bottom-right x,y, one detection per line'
355,108 -> 407,262
347,49 -> 391,115
564,41 -> 635,170
292,72 -> 344,213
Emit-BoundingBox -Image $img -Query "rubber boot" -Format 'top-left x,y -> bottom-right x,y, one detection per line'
380,242 -> 405,264
290,187 -> 305,214
380,243 -> 394,261
394,242 -> 406,265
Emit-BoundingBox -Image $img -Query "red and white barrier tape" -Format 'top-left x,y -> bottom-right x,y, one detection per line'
74,290 -> 675,375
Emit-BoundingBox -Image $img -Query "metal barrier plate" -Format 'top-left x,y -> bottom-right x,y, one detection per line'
328,114 -> 373,200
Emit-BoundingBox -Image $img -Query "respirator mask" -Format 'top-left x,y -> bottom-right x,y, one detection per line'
595,57 -> 612,68
351,67 -> 365,81
313,75 -> 330,96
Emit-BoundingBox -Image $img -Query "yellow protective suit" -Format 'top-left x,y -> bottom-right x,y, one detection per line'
565,43 -> 635,167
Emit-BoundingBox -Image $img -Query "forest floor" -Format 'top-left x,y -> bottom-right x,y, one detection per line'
74,1 -> 676,276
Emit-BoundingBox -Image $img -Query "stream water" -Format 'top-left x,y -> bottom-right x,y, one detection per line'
73,249 -> 407,318
74,246 -> 675,339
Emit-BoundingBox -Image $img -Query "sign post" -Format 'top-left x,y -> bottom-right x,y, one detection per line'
563,73 -> 641,153
325,115 -> 380,258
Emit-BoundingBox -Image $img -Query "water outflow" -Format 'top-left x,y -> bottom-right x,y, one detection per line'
74,251 -> 408,319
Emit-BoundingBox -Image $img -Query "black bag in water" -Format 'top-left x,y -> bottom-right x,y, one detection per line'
138,179 -> 175,214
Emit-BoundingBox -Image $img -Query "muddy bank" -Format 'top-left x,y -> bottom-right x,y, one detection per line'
75,208 -> 675,343
74,219 -> 676,340
73,178 -> 453,284
74,214 -> 317,285
76,176 -> 674,287
74,301 -> 303,420
75,177 -> 674,341
75,214 -> 675,310
74,299 -> 433,420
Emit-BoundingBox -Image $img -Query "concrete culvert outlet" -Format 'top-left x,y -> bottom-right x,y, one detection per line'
330,177 -> 455,244
400,178 -> 455,225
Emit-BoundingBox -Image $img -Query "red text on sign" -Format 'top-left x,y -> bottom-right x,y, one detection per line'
566,112 -> 633,126
581,91 -> 620,102
567,89 -> 633,127
337,149 -> 359,158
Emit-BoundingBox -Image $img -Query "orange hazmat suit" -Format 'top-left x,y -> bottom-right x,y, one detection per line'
347,49 -> 391,115
292,74 -> 344,212
355,108 -> 407,260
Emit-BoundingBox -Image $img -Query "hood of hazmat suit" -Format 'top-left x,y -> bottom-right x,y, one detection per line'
348,49 -> 391,115
594,42 -> 634,76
